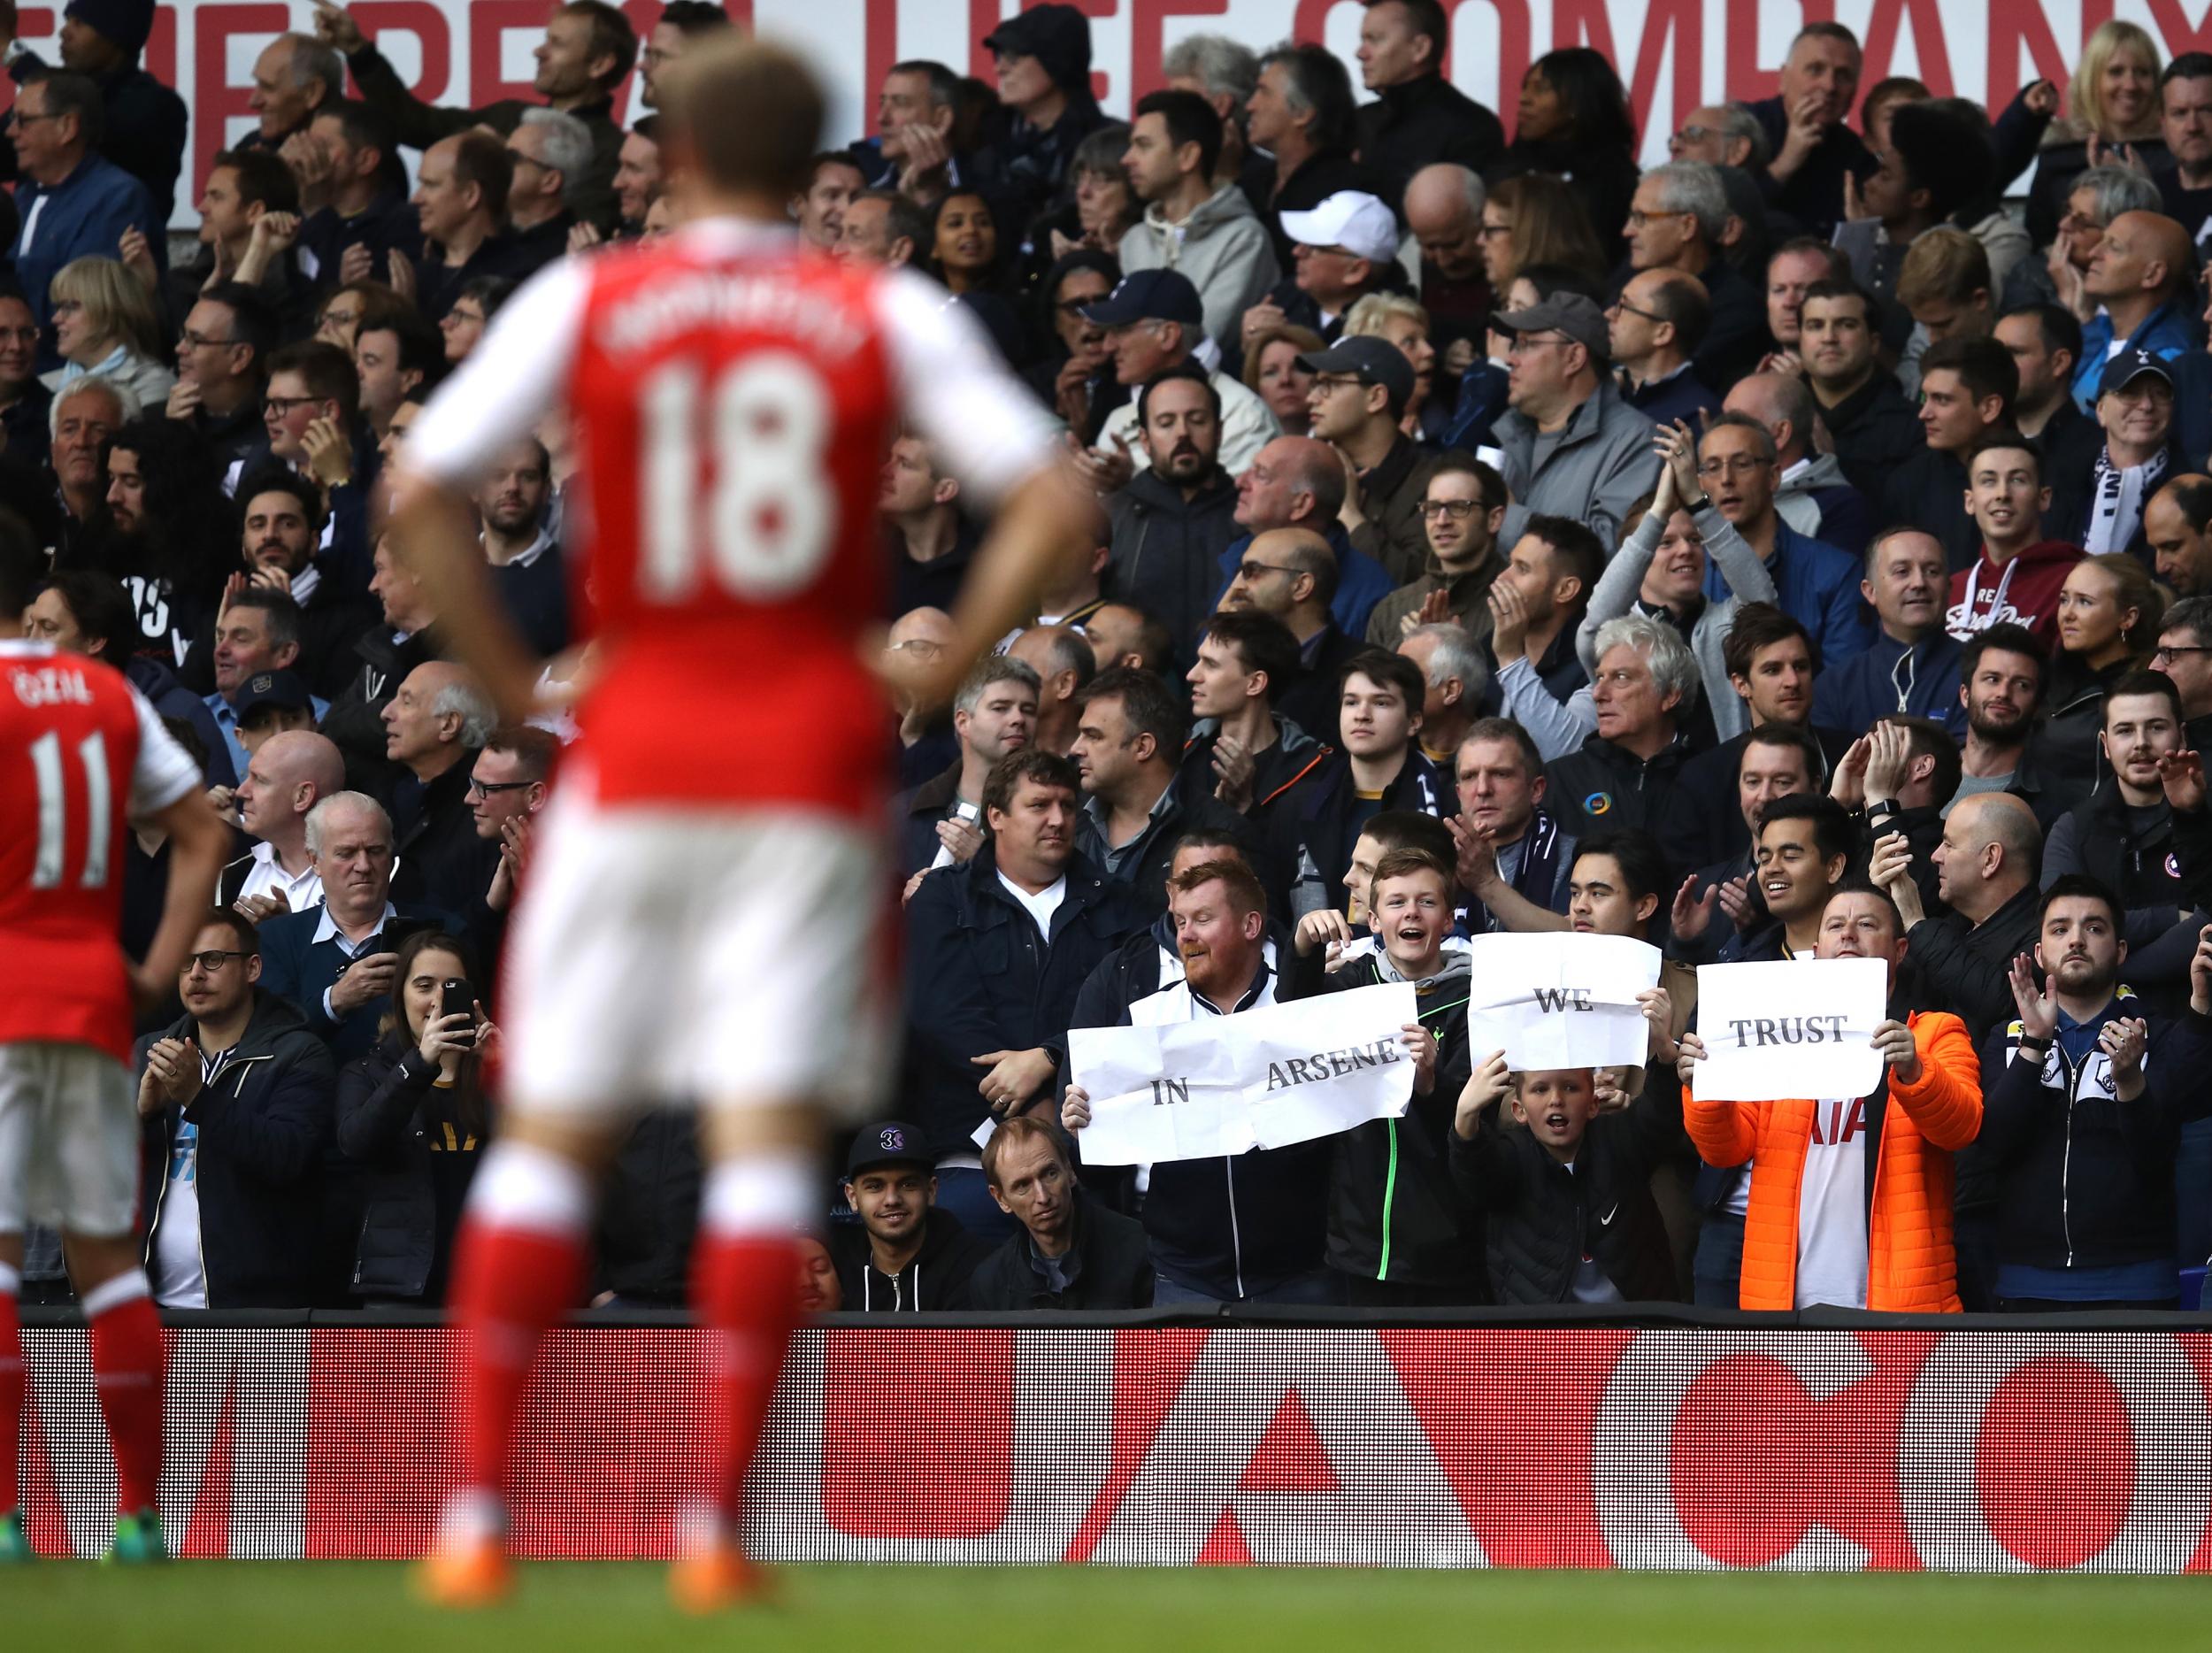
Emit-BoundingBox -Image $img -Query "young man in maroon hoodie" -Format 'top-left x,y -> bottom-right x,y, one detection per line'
1945,429 -> 2083,650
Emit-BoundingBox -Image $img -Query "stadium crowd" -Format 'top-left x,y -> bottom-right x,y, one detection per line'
14,0 -> 2212,1320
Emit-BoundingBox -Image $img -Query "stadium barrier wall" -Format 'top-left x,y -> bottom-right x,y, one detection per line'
0,2 -> 2193,227
16,1308 -> 2212,1569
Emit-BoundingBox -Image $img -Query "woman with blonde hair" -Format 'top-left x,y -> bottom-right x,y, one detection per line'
2007,19 -> 2164,248
45,256 -> 173,407
2037,551 -> 2169,798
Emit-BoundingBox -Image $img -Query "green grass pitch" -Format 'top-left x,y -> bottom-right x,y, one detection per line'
2,1563 -> 2208,1651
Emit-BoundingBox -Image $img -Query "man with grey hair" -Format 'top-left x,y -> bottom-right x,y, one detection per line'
258,790 -> 457,1060
1540,612 -> 1700,852
1244,41 -> 1368,267
1668,104 -> 1769,171
380,661 -> 501,913
1398,622 -> 1486,763
1162,33 -> 1261,191
864,58 -> 967,205
1724,371 -> 1876,557
1621,159 -> 1765,387
1009,623 -> 1096,755
504,109 -> 595,270
247,32 -> 345,151
2008,165 -> 2163,314
901,655 -> 1040,877
50,376 -> 137,534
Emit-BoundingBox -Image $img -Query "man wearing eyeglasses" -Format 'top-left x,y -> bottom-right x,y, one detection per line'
1696,412 -> 1869,667
1363,453 -> 1506,646
2153,596 -> 2212,755
137,909 -> 338,1310
1607,268 -> 1719,429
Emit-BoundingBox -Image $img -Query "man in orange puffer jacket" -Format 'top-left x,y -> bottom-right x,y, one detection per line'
1677,883 -> 1984,1311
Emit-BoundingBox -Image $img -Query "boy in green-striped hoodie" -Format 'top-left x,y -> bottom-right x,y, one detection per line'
1287,845 -> 1481,1303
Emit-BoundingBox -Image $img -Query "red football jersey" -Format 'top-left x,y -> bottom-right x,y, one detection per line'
563,241 -> 897,811
404,220 -> 1058,816
0,642 -> 198,1063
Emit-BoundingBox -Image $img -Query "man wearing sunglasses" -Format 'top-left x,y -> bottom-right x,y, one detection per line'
137,909 -> 338,1311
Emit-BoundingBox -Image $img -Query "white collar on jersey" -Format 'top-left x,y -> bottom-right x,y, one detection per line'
668,217 -> 805,255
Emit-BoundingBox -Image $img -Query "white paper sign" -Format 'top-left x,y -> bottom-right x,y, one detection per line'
1463,934 -> 1663,1073
1068,983 -> 1418,1166
1691,957 -> 1889,1102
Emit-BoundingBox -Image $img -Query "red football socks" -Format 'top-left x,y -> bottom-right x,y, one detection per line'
691,1234 -> 802,1526
448,1219 -> 587,1501
82,1273 -> 163,1516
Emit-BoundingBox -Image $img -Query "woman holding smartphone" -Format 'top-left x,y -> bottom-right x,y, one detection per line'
337,930 -> 498,1303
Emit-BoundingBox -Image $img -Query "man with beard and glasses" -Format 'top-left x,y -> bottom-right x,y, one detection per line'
472,439 -> 565,658
1948,624 -> 2060,826
1979,875 -> 2212,1311
832,1121 -> 993,1311
1062,857 -> 1332,1304
903,750 -> 1141,1240
1102,365 -> 1240,660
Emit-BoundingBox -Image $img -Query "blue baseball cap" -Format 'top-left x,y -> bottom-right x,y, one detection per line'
1079,269 -> 1204,329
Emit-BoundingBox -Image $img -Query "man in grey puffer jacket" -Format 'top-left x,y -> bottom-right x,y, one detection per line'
1117,89 -> 1279,363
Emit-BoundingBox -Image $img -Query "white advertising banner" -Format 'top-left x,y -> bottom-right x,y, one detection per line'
1463,933 -> 1662,1073
1069,980 -> 1416,1165
1691,957 -> 1889,1102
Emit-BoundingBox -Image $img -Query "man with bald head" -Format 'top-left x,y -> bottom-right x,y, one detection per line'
1009,624 -> 1096,755
887,605 -> 960,783
1219,434 -> 1393,641
1724,371 -> 1875,557
1609,268 -> 1719,427
1670,104 -> 1766,170
1402,163 -> 1492,362
223,730 -> 349,918
1872,790 -> 2041,1042
2072,210 -> 2199,408
1222,525 -> 1361,736
2147,475 -> 2212,596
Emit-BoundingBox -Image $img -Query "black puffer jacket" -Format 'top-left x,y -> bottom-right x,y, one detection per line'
335,1033 -> 488,1302
1283,949 -> 1479,1289
1448,1082 -> 1683,1304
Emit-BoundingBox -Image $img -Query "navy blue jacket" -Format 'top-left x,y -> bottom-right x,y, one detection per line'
257,902 -> 464,1064
1211,526 -> 1394,650
902,848 -> 1142,1159
137,991 -> 337,1308
1622,367 -> 1720,427
11,154 -> 163,358
1814,630 -> 1967,740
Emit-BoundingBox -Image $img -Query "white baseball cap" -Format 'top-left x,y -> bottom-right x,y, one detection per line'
1279,191 -> 1401,264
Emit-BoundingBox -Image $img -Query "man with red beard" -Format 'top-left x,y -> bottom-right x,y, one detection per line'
1062,856 -> 1331,1304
